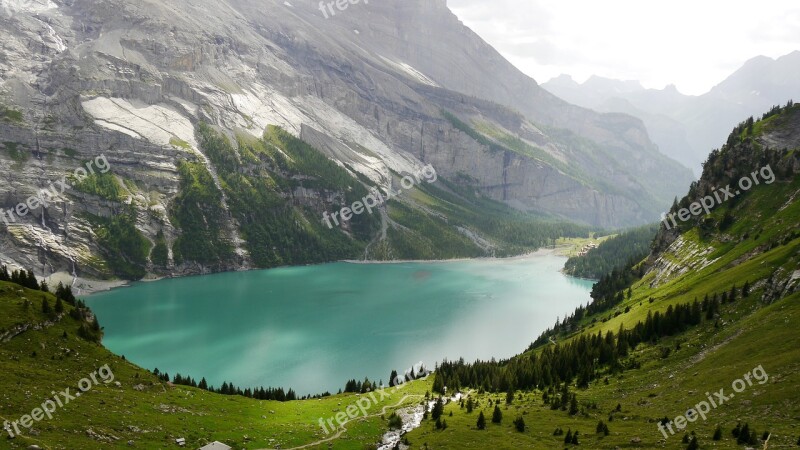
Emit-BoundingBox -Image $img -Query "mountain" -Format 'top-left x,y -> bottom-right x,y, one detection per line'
0,0 -> 692,284
542,51 -> 800,174
1,105 -> 797,449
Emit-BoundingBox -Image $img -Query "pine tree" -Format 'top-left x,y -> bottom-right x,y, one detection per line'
41,297 -> 51,314
491,405 -> 502,424
572,430 -> 580,445
466,397 -> 474,413
506,390 -> 514,405
687,436 -> 699,450
564,429 -> 573,444
514,416 -> 525,432
569,395 -> 579,415
476,411 -> 486,430
738,423 -> 751,445
713,425 -> 722,440
55,297 -> 64,314
432,397 -> 444,421
596,420 -> 609,436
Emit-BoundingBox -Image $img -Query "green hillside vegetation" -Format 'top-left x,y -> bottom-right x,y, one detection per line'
82,210 -> 152,280
194,123 -> 378,267
1,107 -> 23,123
564,224 -> 659,280
170,160 -> 236,268
71,172 -> 125,202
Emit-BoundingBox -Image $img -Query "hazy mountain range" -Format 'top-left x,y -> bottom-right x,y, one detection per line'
543,51 -> 800,174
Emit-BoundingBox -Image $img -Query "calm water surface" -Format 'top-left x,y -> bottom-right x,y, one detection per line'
86,254 -> 593,395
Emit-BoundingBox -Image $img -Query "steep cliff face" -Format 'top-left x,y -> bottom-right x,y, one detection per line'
0,0 -> 692,284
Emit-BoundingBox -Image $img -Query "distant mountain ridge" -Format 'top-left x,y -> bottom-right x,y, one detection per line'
543,51 -> 800,174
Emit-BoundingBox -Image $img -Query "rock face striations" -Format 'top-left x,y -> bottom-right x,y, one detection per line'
0,0 -> 693,283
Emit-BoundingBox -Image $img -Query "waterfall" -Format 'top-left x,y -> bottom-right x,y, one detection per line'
70,257 -> 80,295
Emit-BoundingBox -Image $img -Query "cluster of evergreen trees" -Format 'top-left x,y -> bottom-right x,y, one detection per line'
343,378 -> 379,394
553,427 -> 580,445
0,265 -> 48,291
563,225 -> 658,280
731,422 -> 767,446
152,369 -> 321,401
1,265 -> 100,341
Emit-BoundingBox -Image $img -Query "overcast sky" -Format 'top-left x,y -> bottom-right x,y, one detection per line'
447,0 -> 800,95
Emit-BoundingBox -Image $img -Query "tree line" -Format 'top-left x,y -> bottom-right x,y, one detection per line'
1,265 -> 100,342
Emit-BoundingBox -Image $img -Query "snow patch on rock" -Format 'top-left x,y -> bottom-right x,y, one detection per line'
379,57 -> 439,87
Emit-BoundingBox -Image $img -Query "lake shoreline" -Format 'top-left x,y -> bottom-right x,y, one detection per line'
75,245 -> 580,295
342,247 -> 562,265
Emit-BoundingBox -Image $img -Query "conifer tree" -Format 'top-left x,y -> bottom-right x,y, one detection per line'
431,397 -> 444,421
476,411 -> 486,430
492,405 -> 502,424
569,395 -> 579,415
514,416 -> 525,432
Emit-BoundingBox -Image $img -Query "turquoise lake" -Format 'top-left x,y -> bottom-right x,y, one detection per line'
86,253 -> 594,395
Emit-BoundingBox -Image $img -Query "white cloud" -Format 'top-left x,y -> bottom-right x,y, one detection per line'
448,0 -> 800,95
